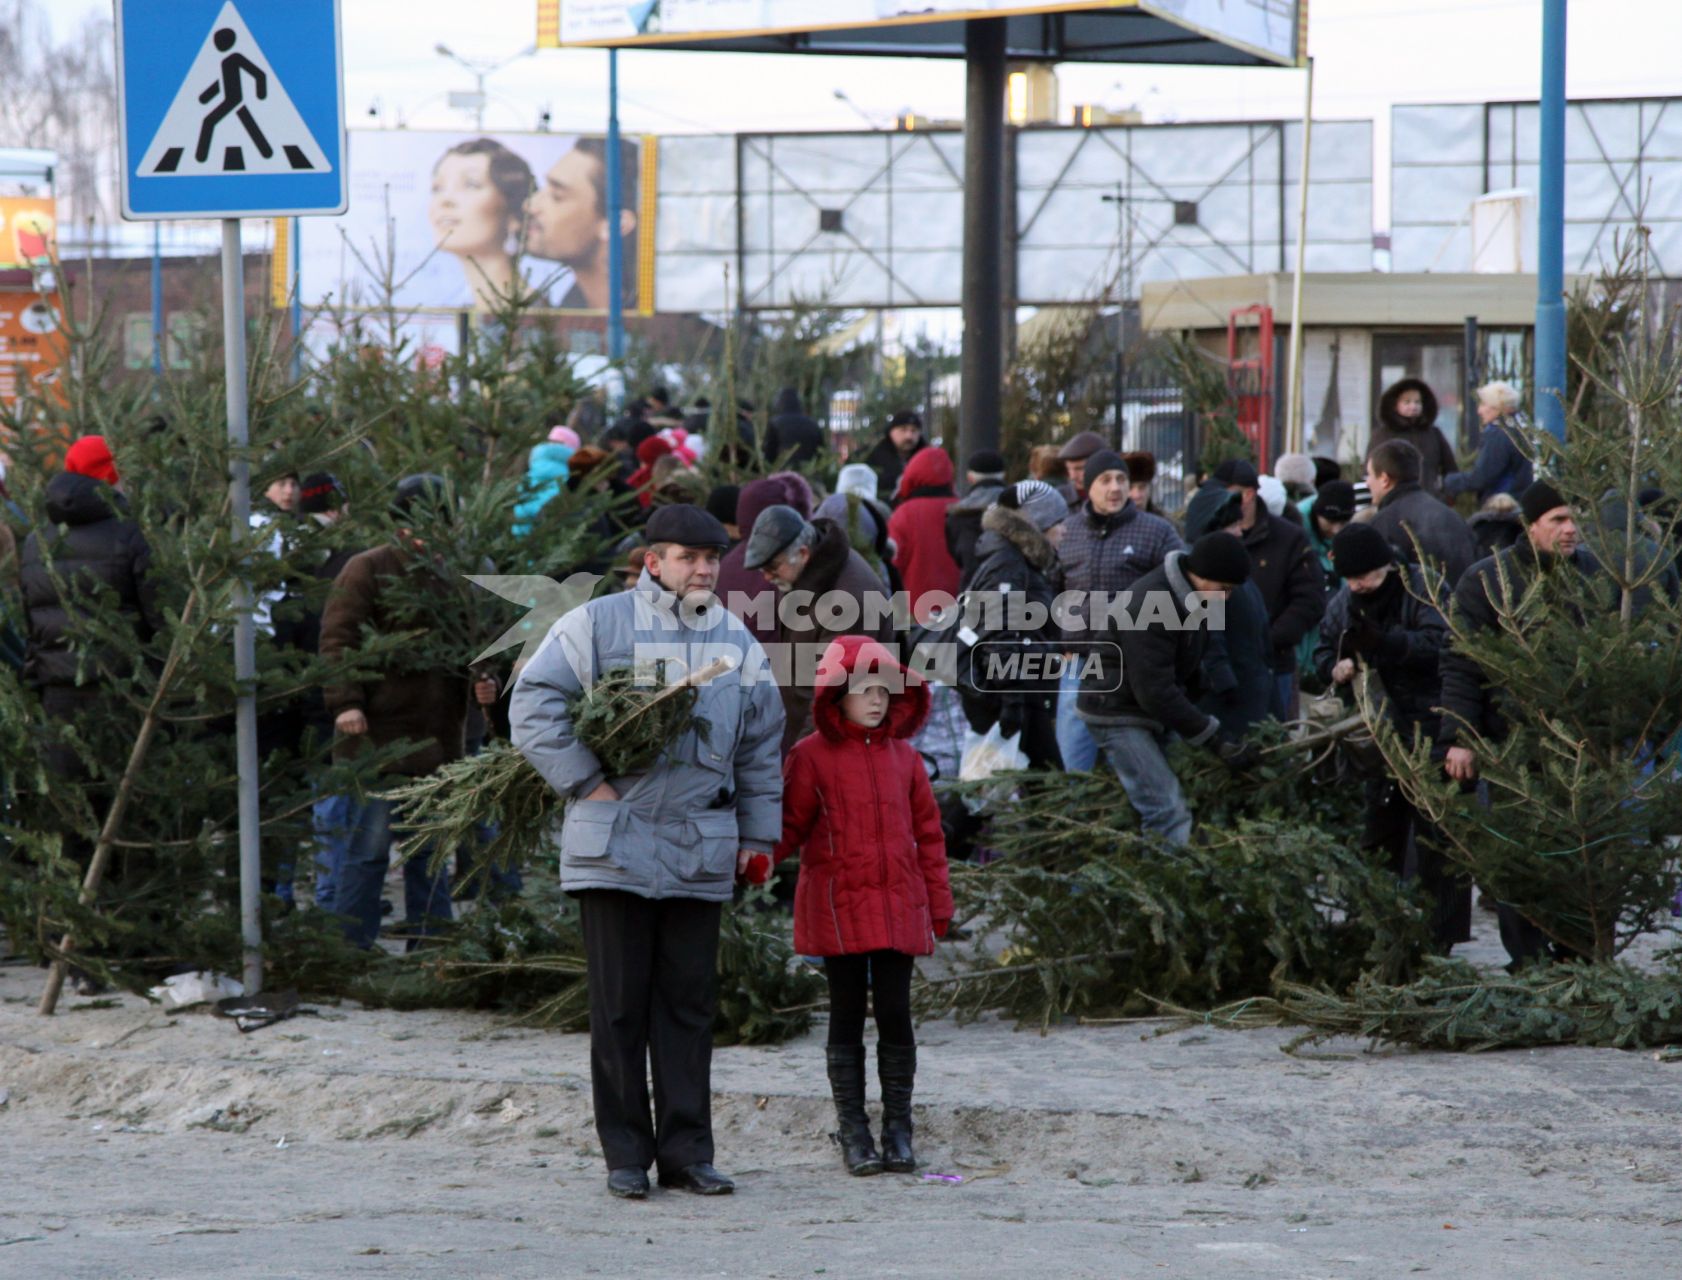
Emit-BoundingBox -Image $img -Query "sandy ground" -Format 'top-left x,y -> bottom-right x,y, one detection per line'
3,911 -> 1681,1279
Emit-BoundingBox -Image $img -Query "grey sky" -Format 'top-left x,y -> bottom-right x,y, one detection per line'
50,0 -> 1682,229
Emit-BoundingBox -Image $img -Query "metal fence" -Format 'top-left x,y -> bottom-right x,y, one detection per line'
1111,384 -> 1195,513
822,362 -> 1195,513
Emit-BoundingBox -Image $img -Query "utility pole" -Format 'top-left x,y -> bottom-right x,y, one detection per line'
435,43 -> 536,131
1534,0 -> 1567,443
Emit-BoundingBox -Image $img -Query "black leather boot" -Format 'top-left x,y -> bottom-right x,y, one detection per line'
877,1043 -> 917,1173
825,1046 -> 883,1176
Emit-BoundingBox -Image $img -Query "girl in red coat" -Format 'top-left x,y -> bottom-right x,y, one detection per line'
767,633 -> 952,1176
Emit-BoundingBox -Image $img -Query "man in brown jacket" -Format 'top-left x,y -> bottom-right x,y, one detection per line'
319,474 -> 498,949
741,505 -> 897,751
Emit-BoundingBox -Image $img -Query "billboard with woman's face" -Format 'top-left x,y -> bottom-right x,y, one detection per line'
299,129 -> 653,316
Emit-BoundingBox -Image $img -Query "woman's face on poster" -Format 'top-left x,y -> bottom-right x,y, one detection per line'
429,152 -> 512,256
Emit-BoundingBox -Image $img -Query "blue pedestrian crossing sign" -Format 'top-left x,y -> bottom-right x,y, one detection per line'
117,0 -> 346,220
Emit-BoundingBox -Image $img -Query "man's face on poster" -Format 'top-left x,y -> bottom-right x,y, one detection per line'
526,148 -> 605,265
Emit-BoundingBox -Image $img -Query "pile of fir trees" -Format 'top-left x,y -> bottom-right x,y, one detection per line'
0,277 -> 827,1044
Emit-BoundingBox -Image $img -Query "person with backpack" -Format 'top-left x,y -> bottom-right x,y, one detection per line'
960,480 -> 1068,769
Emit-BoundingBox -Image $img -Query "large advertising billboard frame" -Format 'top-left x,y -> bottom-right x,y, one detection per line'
539,0 -> 1304,67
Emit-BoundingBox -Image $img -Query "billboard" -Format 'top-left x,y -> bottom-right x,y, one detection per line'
0,197 -> 56,271
543,0 -> 1300,64
0,293 -> 67,407
298,130 -> 654,315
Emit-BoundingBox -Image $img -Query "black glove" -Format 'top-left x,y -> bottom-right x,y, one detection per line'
997,696 -> 1024,741
1345,613 -> 1384,656
1215,735 -> 1262,771
1374,629 -> 1409,663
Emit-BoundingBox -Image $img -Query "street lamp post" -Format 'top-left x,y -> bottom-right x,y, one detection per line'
435,43 -> 537,130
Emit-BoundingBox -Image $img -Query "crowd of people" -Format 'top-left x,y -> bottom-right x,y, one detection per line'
11,371 -> 1603,1197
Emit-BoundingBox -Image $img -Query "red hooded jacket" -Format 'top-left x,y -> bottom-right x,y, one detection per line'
888,447 -> 960,617
772,635 -> 953,957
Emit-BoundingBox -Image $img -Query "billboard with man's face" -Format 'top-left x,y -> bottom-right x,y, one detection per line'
298,130 -> 654,316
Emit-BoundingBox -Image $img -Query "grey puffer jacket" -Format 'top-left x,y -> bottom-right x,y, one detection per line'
511,567 -> 785,902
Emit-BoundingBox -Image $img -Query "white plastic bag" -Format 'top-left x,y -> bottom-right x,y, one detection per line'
960,725 -> 1029,782
959,725 -> 1030,815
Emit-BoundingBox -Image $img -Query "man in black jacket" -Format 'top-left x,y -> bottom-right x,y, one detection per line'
1314,524 -> 1467,948
1440,480 -> 1590,965
19,438 -> 162,939
862,410 -> 926,501
1222,460 -> 1326,717
947,449 -> 1008,587
962,479 -> 1067,769
1077,533 -> 1257,846
1367,438 -> 1478,591
767,387 -> 825,468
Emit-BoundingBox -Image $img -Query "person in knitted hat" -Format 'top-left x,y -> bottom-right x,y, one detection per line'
1439,476 -> 1595,966
959,479 -> 1071,768
1314,522 -> 1465,949
862,409 -> 927,499
1300,479 -> 1357,589
1272,452 -> 1317,501
1210,454 -> 1326,719
63,435 -> 119,487
1053,446 -> 1182,772
946,449 -> 1010,586
20,435 -> 160,986
513,433 -> 578,537
1074,533 -> 1255,846
1196,507 -> 1276,741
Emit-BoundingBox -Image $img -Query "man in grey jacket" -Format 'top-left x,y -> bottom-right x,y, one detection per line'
511,503 -> 784,1202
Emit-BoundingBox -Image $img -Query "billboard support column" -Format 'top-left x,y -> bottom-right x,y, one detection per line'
960,18 -> 1006,461
607,48 -> 626,362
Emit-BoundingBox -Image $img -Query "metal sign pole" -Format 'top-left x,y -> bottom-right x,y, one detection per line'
221,216 -> 263,995
1283,55 -> 1314,457
606,48 -> 625,360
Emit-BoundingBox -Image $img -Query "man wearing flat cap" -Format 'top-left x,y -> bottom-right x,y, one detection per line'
512,504 -> 785,1202
1055,430 -> 1109,512
743,504 -> 895,751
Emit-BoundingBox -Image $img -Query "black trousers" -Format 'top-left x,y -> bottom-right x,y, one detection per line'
824,950 -> 916,1047
1363,778 -> 1472,949
577,890 -> 722,1173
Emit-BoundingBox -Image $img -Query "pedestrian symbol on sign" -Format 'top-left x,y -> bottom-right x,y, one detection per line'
137,1 -> 331,179
195,28 -> 270,165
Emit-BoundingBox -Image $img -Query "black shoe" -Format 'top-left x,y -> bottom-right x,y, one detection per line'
657,1163 -> 735,1195
878,1043 -> 918,1173
607,1167 -> 650,1199
825,1045 -> 883,1176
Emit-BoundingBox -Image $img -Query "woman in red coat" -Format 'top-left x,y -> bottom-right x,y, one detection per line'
888,446 -> 960,619
766,634 -> 952,1177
